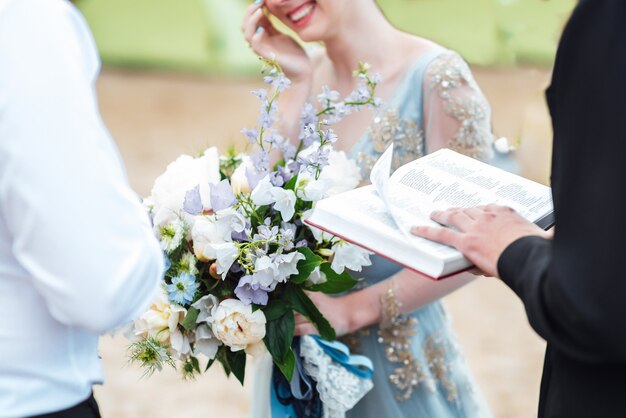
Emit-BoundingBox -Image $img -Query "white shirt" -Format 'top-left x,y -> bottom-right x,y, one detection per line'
0,1 -> 164,416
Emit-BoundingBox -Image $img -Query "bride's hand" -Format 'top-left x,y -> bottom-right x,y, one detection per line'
294,292 -> 352,338
241,2 -> 312,83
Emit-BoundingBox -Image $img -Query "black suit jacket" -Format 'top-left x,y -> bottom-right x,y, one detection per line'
497,0 -> 626,417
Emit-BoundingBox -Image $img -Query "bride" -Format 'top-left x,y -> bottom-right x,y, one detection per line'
242,0 -> 495,416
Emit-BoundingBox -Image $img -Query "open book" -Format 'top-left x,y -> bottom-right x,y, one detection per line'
305,147 -> 554,279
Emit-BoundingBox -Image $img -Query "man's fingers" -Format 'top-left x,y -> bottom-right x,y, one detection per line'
430,208 -> 474,232
410,225 -> 462,247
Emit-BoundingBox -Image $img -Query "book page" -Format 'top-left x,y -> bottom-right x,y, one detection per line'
369,146 -> 460,258
369,146 -> 553,256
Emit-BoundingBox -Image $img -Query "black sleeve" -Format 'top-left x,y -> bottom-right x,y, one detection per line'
497,0 -> 626,363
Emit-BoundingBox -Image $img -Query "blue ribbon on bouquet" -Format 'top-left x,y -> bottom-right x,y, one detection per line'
270,336 -> 374,418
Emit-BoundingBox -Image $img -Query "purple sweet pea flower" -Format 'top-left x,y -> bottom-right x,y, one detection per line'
235,275 -> 271,306
183,185 -> 203,215
269,171 -> 285,187
210,180 -> 236,211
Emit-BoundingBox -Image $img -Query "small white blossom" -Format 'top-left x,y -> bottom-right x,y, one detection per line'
204,242 -> 239,279
331,241 -> 372,274
271,188 -> 297,221
250,175 -> 274,206
306,266 -> 328,286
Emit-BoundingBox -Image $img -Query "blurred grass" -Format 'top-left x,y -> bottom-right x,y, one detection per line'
77,0 -> 575,74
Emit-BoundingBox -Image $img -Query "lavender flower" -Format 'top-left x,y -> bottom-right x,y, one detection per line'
317,86 -> 340,104
241,128 -> 259,145
251,89 -> 268,101
300,102 -> 318,126
251,150 -> 270,173
234,275 -> 271,306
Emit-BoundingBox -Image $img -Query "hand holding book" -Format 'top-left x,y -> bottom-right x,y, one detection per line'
411,204 -> 552,278
305,146 -> 554,279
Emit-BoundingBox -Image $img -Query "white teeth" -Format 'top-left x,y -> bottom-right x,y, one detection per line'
289,4 -> 313,22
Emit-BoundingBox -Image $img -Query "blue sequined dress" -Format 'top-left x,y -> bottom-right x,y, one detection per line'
252,48 -> 498,418
344,48 -> 494,418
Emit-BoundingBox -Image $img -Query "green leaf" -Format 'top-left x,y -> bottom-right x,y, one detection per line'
310,263 -> 358,294
275,348 -> 296,381
290,247 -> 323,284
263,311 -> 295,364
284,174 -> 298,191
228,350 -> 247,385
216,348 -> 231,377
190,356 -> 201,374
181,307 -> 200,331
205,358 -> 216,372
263,299 -> 290,321
284,283 -> 336,340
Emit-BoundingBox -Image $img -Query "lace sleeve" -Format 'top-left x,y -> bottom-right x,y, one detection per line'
423,52 -> 494,160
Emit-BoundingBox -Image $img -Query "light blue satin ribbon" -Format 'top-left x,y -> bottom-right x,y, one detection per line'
270,336 -> 375,417
309,335 -> 375,380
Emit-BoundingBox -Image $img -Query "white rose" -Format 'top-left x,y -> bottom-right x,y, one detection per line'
211,299 -> 266,351
231,157 -> 253,195
150,147 -> 221,214
132,289 -> 189,359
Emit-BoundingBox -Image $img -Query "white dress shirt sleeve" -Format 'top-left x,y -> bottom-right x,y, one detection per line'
0,1 -> 164,334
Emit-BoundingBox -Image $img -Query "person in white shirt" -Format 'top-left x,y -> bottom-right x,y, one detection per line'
0,0 -> 164,416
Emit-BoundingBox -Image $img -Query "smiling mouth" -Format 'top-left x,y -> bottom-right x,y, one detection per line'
287,1 -> 315,27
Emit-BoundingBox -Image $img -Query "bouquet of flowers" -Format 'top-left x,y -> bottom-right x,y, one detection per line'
126,59 -> 380,388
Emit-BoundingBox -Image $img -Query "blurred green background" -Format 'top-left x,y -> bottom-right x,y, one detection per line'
77,0 -> 575,74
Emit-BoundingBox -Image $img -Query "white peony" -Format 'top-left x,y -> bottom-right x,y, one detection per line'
150,147 -> 221,215
211,299 -> 267,351
331,241 -> 373,274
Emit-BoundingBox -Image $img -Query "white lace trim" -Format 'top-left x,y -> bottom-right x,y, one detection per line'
300,336 -> 373,418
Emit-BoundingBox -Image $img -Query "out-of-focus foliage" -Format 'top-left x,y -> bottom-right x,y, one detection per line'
77,0 -> 575,73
